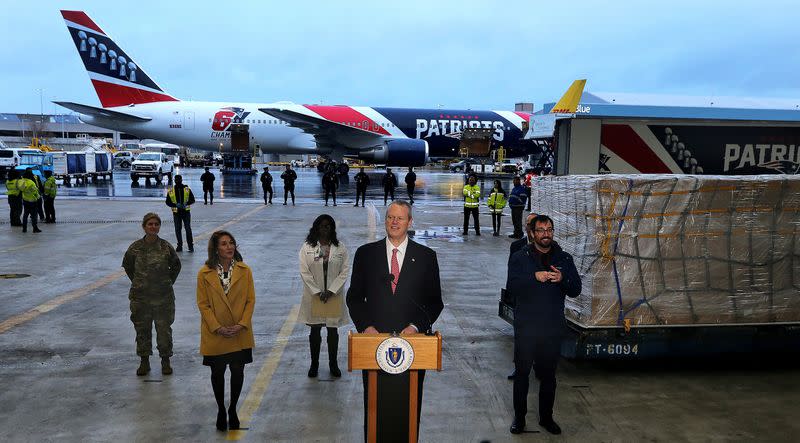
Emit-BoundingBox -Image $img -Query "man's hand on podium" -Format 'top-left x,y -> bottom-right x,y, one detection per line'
363,326 -> 379,334
400,325 -> 417,335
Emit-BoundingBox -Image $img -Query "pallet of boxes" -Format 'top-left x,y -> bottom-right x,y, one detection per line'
530,174 -> 800,358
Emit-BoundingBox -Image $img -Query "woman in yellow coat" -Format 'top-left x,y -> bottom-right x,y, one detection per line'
196,230 -> 255,432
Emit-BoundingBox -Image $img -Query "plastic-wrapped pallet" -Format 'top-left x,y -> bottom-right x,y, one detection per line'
530,174 -> 800,327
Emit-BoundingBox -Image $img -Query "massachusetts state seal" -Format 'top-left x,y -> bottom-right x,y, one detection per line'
376,336 -> 414,374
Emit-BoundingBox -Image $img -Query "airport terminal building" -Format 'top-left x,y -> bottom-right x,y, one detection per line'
0,112 -> 134,149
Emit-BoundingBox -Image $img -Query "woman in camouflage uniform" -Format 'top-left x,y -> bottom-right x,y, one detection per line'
122,213 -> 182,376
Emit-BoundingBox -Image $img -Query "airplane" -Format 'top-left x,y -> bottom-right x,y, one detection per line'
56,10 -> 586,168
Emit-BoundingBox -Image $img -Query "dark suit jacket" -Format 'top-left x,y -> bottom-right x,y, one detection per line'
346,238 -> 443,333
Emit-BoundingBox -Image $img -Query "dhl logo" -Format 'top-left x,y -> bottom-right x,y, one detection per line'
550,79 -> 587,114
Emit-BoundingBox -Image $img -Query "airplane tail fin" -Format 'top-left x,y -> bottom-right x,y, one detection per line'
61,10 -> 178,108
549,79 -> 586,114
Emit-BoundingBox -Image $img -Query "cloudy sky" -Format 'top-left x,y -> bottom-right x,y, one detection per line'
2,0 -> 798,114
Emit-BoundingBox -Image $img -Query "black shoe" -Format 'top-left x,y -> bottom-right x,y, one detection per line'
210,202 -> 213,205
228,408 -> 240,430
493,232 -> 499,236
188,246 -> 194,253
539,418 -> 561,435
161,357 -> 173,375
333,203 -> 337,206
308,361 -> 319,378
329,361 -> 341,377
176,245 -> 183,252
476,232 -> 481,236
33,228 -> 42,233
354,203 -> 359,207
507,370 -> 515,380
22,227 -> 27,233
216,410 -> 227,431
510,417 -> 525,434
204,202 -> 208,205
283,202 -> 287,205
325,203 -> 328,206
508,233 -> 519,238
462,231 -> 468,235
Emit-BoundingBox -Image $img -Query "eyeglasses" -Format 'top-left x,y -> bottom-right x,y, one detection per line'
534,228 -> 554,234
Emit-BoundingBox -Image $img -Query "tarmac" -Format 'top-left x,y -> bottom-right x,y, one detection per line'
1,171 -> 800,442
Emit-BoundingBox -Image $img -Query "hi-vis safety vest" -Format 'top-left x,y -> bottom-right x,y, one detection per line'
487,191 -> 507,213
19,178 -> 40,202
44,176 -> 57,198
5,178 -> 20,197
168,187 -> 192,213
463,184 -> 480,208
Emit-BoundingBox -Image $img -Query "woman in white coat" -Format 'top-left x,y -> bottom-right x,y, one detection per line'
298,214 -> 350,378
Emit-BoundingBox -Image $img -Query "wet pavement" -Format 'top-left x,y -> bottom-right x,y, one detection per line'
1,166 -> 517,206
2,198 -> 799,442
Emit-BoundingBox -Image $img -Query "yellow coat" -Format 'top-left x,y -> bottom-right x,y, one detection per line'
196,262 -> 256,356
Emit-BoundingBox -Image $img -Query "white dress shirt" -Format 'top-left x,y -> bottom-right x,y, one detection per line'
385,235 -> 409,274
385,235 -> 417,331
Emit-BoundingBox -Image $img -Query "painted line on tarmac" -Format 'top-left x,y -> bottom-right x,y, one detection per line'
0,270 -> 126,334
226,304 -> 299,441
0,205 -> 267,335
0,242 -> 37,253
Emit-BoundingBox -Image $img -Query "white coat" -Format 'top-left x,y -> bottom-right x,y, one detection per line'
298,241 -> 351,327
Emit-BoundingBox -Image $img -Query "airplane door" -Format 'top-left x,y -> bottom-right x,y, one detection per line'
183,112 -> 195,130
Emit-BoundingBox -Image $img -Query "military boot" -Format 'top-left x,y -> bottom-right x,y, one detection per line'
136,356 -> 150,376
161,357 -> 173,375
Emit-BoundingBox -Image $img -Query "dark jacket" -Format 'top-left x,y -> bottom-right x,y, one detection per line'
200,172 -> 215,190
405,171 -> 416,186
508,184 -> 528,208
346,238 -> 443,334
507,241 -> 581,338
508,237 -> 528,267
280,169 -> 297,184
260,171 -> 273,187
381,172 -> 397,189
354,171 -> 370,188
322,172 -> 338,190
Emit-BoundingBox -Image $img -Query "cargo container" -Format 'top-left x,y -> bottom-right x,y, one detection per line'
500,174 -> 800,359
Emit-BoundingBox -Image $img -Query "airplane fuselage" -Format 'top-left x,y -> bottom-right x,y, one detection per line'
82,101 -> 532,158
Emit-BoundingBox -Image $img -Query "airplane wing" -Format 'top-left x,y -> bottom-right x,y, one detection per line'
53,101 -> 152,122
259,105 -> 387,150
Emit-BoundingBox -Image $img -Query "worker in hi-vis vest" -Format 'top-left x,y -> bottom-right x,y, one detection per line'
19,169 -> 41,233
165,174 -> 196,252
43,170 -> 57,223
5,169 -> 22,226
462,174 -> 481,235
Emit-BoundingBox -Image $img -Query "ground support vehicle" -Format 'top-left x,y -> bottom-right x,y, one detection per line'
130,152 -> 174,184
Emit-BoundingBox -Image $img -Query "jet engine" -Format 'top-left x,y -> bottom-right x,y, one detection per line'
357,139 -> 429,166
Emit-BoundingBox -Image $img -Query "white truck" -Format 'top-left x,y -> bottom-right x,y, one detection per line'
130,152 -> 174,184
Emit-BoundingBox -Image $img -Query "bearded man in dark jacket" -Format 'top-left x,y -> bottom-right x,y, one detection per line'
507,214 -> 581,436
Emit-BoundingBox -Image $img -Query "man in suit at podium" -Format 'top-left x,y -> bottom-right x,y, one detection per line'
347,199 -> 444,442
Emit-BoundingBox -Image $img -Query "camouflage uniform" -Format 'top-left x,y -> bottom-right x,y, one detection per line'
122,237 -> 181,357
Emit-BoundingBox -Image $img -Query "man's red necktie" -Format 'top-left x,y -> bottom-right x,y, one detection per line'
391,248 -> 399,294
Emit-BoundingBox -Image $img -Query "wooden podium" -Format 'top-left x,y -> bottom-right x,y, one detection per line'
348,332 -> 442,443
